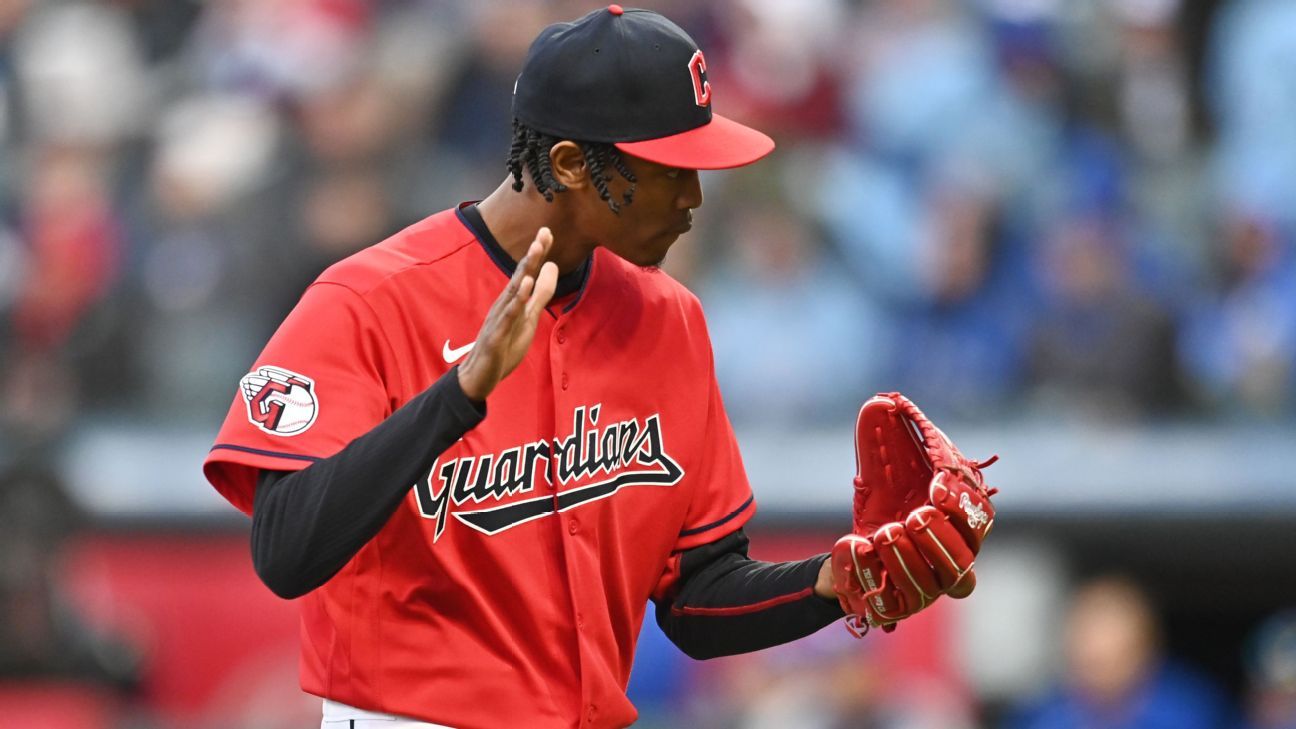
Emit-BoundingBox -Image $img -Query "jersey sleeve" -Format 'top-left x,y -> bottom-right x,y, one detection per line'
654,299 -> 757,600
203,282 -> 401,515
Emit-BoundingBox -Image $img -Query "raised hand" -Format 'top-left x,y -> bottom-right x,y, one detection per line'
457,227 -> 559,402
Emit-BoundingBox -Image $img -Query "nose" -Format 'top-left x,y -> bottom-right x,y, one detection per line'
676,169 -> 703,210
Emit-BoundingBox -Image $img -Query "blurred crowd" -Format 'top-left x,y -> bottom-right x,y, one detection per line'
625,574 -> 1296,729
0,0 -> 1294,454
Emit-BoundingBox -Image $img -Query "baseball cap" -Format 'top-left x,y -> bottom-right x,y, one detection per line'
511,5 -> 774,170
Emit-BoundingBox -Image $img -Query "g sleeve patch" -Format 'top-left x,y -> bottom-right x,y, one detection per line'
240,365 -> 320,436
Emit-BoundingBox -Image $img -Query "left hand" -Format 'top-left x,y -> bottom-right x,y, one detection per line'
828,392 -> 999,635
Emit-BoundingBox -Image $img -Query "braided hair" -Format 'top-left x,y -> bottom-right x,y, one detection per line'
506,119 -> 637,213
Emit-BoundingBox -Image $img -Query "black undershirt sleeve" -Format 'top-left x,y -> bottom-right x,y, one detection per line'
654,529 -> 845,659
249,365 -> 485,599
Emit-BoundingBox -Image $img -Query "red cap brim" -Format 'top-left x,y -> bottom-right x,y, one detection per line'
613,113 -> 774,170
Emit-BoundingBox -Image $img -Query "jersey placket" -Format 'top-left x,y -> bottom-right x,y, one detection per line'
548,310 -> 605,727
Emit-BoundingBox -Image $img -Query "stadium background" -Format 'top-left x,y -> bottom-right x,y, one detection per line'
0,0 -> 1294,727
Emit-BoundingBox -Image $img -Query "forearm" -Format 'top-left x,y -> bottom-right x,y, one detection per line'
655,530 -> 844,659
250,366 -> 485,598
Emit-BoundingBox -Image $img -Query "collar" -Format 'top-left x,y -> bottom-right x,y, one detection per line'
456,202 -> 591,302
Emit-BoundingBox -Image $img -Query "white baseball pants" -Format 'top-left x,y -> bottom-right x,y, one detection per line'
322,699 -> 455,729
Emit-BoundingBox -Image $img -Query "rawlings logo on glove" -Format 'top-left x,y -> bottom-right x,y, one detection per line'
961,493 -> 989,530
830,393 -> 999,637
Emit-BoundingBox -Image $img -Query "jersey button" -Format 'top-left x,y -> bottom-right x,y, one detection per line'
561,372 -> 569,390
568,518 -> 579,535
576,612 -> 585,628
556,327 -> 567,344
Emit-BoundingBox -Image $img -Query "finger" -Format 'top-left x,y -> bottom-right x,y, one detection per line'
873,522 -> 940,614
509,244 -> 533,286
484,292 -> 525,350
832,535 -> 896,623
841,534 -> 907,626
947,570 -> 977,599
831,535 -> 871,604
517,241 -> 540,279
906,506 -> 975,593
535,226 -> 554,257
517,274 -> 535,301
480,259 -> 526,333
505,243 -> 539,297
490,275 -> 533,341
518,227 -> 553,281
521,261 -> 559,323
930,472 -> 996,551
485,270 -> 520,326
531,261 -> 559,309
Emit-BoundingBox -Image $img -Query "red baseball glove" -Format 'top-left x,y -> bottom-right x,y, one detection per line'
830,393 -> 999,636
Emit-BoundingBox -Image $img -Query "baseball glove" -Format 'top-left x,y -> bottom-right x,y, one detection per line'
830,393 -> 998,637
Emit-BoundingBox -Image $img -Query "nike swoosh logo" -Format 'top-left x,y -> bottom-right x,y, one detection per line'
442,340 -> 476,364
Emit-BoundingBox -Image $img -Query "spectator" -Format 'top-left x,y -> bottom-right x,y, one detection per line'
1025,132 -> 1184,419
1242,611 -> 1296,729
0,463 -> 139,688
1206,0 -> 1296,231
1008,576 -> 1234,729
1178,210 -> 1296,416
698,194 -> 877,426
688,605 -> 975,729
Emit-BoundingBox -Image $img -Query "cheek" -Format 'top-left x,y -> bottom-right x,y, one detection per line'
625,178 -> 672,211
596,211 -> 641,253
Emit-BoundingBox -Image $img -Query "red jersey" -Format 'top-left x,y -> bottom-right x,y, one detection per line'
203,206 -> 756,729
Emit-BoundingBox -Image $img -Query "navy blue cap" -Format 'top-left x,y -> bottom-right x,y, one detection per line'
511,5 -> 774,170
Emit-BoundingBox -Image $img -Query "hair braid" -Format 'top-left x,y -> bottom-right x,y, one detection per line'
608,149 -> 637,207
507,119 -> 529,193
583,145 -> 617,213
505,120 -> 637,213
532,132 -> 566,201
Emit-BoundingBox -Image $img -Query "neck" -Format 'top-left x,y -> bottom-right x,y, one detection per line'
476,179 -> 595,275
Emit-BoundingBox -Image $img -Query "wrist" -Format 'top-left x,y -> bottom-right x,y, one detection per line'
456,362 -> 489,404
814,555 -> 836,601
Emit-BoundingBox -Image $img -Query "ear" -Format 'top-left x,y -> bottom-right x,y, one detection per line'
549,141 -> 589,189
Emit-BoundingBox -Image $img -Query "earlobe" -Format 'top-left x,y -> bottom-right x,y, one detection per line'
549,141 -> 589,189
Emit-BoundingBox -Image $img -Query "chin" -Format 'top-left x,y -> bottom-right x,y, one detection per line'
644,234 -> 681,268
605,231 -> 677,269
642,248 -> 671,269
619,245 -> 672,269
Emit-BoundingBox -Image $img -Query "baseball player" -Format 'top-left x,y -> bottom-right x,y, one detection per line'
203,7 -> 991,728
